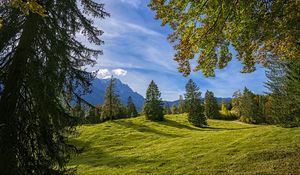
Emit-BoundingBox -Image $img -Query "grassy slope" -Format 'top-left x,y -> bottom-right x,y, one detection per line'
69,114 -> 300,175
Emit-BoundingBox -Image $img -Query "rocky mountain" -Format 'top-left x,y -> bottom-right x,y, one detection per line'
82,78 -> 144,111
82,78 -> 232,112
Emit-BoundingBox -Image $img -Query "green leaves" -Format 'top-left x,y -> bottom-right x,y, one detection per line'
11,0 -> 48,17
149,0 -> 300,77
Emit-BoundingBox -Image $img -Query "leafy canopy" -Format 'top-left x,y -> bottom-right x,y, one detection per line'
149,0 -> 300,77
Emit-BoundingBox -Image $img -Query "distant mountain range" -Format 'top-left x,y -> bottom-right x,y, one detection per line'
82,78 -> 144,111
82,78 -> 231,112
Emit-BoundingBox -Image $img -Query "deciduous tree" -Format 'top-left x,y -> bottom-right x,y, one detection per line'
149,0 -> 300,77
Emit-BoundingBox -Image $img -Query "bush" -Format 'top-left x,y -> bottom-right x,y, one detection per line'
219,110 -> 238,120
239,115 -> 264,124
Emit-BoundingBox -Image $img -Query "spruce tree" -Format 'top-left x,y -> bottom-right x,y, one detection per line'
127,96 -> 138,117
0,1 -> 108,174
178,95 -> 185,114
101,78 -> 123,121
239,87 -> 260,123
143,80 -> 164,121
231,90 -> 242,117
164,104 -> 171,115
171,104 -> 178,114
184,79 -> 207,127
204,91 -> 219,119
265,58 -> 300,127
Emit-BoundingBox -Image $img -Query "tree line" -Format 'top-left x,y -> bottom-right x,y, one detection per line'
78,62 -> 300,129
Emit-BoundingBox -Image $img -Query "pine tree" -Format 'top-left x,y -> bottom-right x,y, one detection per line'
0,1 -> 108,174
101,78 -> 124,121
239,87 -> 260,123
184,79 -> 207,127
231,90 -> 242,117
143,80 -> 164,121
204,91 -> 219,119
265,58 -> 300,127
164,104 -> 171,115
171,104 -> 178,114
127,96 -> 138,117
178,95 -> 185,114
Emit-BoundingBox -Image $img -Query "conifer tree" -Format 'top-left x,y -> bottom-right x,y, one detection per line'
239,87 -> 260,123
101,78 -> 123,121
143,80 -> 164,121
204,91 -> 219,119
127,96 -> 138,118
265,58 -> 300,127
164,104 -> 171,115
184,79 -> 206,127
0,1 -> 108,174
171,104 -> 178,114
178,95 -> 185,114
231,90 -> 242,117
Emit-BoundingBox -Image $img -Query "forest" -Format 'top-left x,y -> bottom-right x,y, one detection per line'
0,0 -> 299,174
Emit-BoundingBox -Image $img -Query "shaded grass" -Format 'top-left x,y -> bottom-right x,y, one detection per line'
69,114 -> 300,175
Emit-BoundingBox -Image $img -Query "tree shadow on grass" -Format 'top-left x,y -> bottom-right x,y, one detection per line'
69,138 -> 164,168
203,126 -> 259,131
157,119 -> 202,131
156,119 -> 258,131
112,120 -> 180,138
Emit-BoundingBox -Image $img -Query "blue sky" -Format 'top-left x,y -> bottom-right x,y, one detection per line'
83,0 -> 268,101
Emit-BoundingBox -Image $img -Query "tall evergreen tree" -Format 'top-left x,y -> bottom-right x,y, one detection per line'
164,104 -> 171,115
231,90 -> 242,117
143,80 -> 164,121
101,78 -> 124,121
171,104 -> 178,114
265,58 -> 300,127
127,96 -> 138,118
0,1 -> 108,174
204,91 -> 219,119
239,87 -> 261,123
178,95 -> 185,114
184,79 -> 206,127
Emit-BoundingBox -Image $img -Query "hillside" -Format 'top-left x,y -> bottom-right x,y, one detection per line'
68,115 -> 300,175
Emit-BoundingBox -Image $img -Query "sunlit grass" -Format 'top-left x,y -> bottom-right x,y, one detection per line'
69,114 -> 300,175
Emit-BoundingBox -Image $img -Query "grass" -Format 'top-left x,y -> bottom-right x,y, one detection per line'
69,114 -> 300,175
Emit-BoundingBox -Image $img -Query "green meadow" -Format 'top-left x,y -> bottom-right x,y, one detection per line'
69,114 -> 300,175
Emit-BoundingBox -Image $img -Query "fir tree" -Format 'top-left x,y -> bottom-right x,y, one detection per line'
164,104 -> 171,115
101,78 -> 124,121
239,88 -> 260,123
265,58 -> 300,127
231,90 -> 242,117
204,91 -> 219,119
143,80 -> 164,121
171,104 -> 178,114
184,79 -> 207,127
178,95 -> 185,114
127,96 -> 138,117
0,1 -> 108,174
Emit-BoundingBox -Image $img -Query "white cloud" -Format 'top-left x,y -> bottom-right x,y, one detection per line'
96,69 -> 111,79
94,68 -> 128,79
112,68 -> 127,76
120,0 -> 142,8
